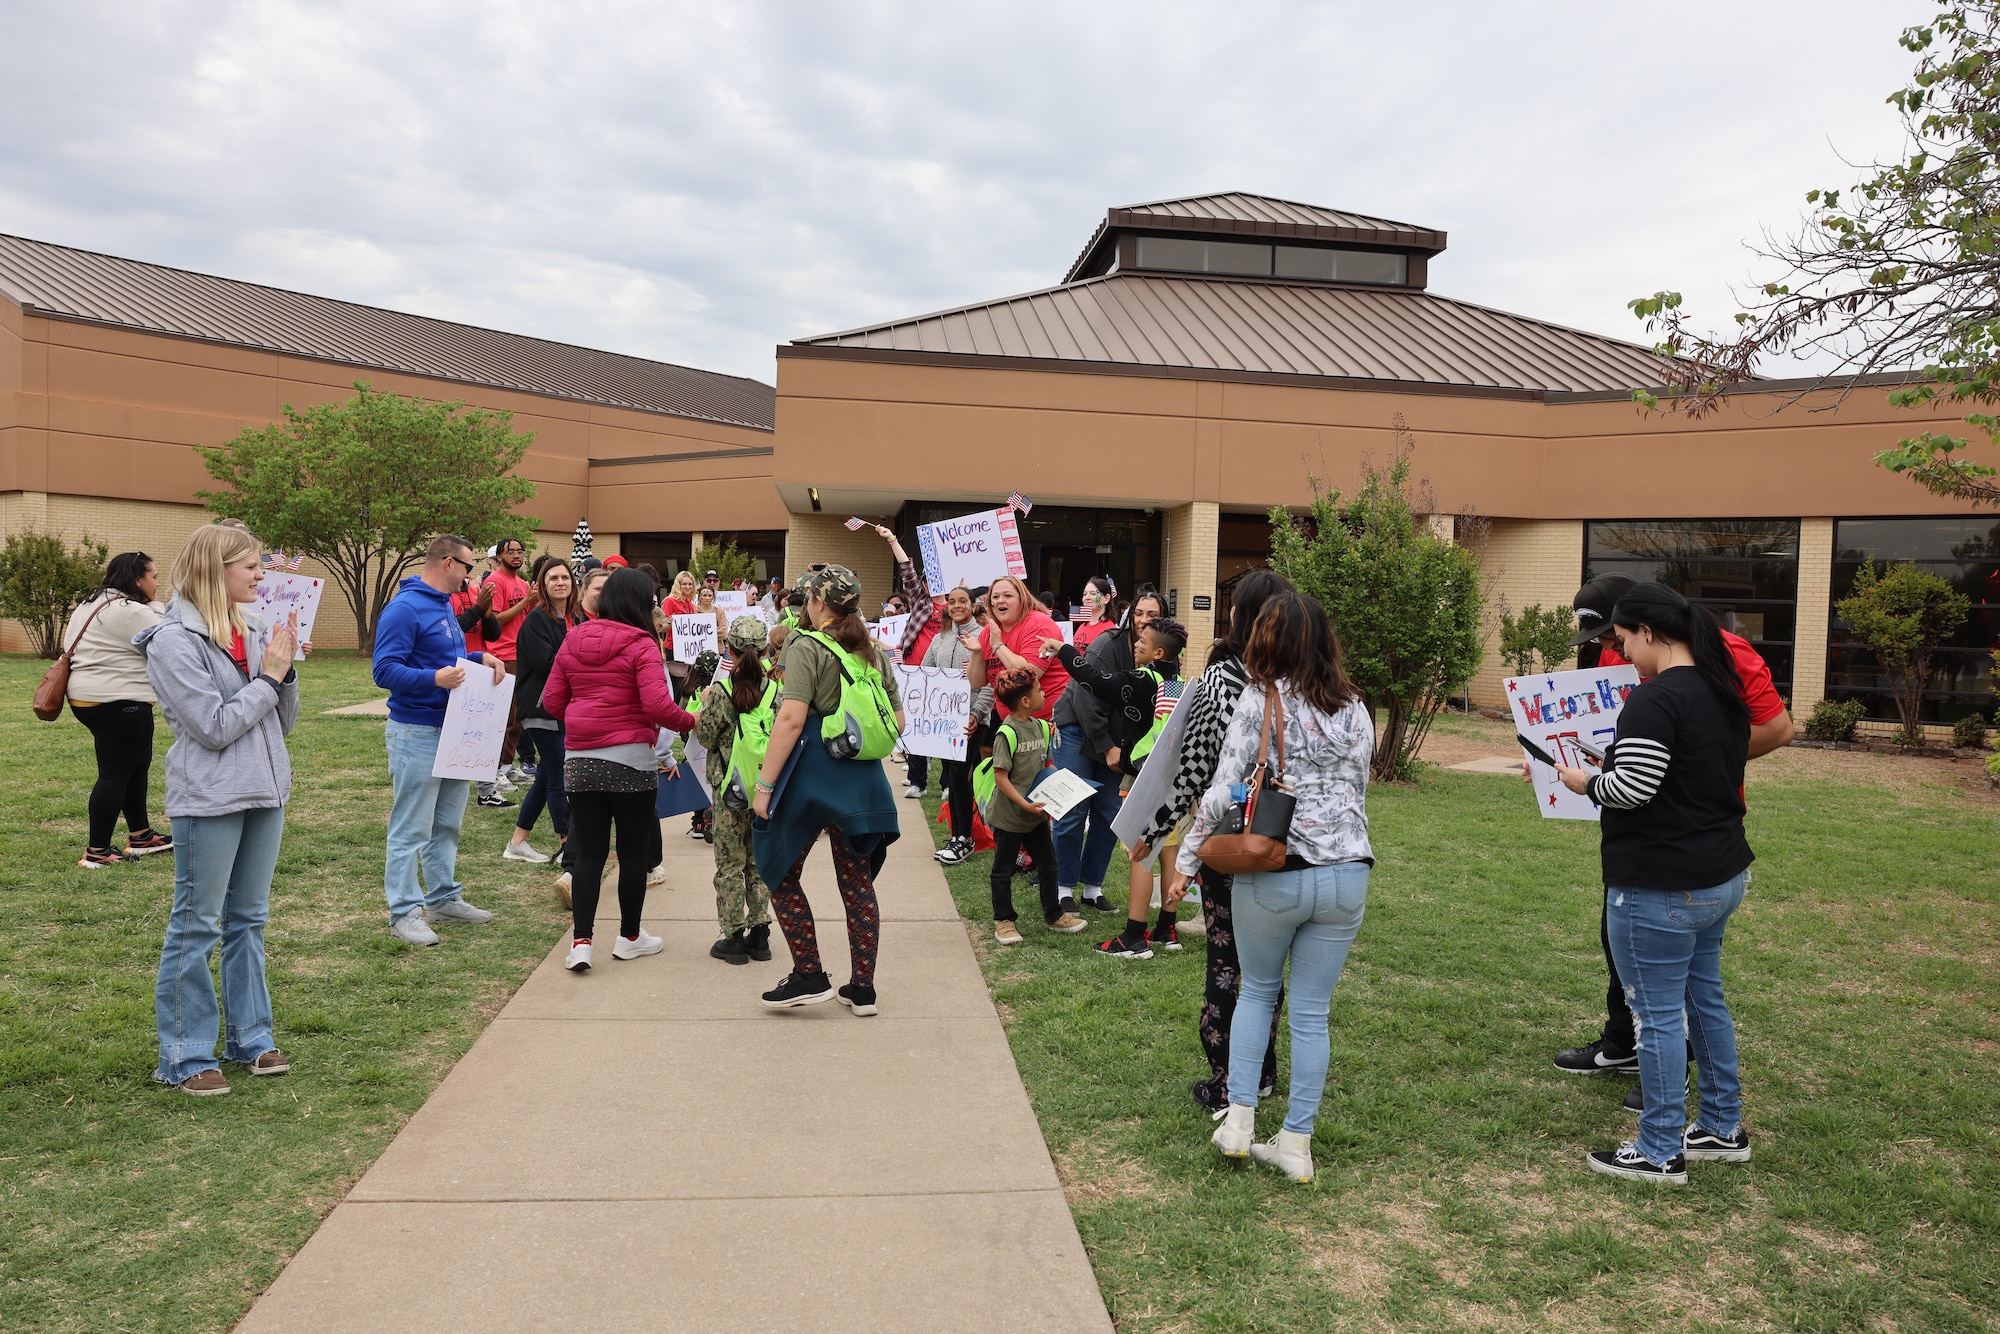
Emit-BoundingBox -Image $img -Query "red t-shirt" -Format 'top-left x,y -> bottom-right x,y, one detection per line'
1599,629 -> 1783,724
450,587 -> 486,654
907,601 -> 945,665
980,611 -> 1071,720
1072,619 -> 1119,651
484,569 -> 530,660
227,627 -> 249,676
660,597 -> 696,650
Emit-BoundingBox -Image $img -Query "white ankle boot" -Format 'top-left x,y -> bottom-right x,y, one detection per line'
1249,1128 -> 1315,1183
1211,1103 -> 1255,1158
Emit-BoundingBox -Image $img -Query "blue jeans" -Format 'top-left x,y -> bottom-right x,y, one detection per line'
516,725 -> 568,839
1605,874 -> 1746,1165
384,720 -> 472,921
155,807 -> 285,1084
1051,724 -> 1121,889
1228,861 -> 1371,1133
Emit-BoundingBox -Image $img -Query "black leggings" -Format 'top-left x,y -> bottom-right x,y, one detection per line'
566,789 -> 656,941
72,701 -> 155,849
1195,868 -> 1281,1103
940,758 -> 973,839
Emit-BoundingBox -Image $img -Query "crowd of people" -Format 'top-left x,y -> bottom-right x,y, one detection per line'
64,517 -> 1778,1189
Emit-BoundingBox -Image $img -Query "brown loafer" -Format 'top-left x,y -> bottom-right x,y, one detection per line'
246,1050 -> 289,1076
179,1069 -> 231,1096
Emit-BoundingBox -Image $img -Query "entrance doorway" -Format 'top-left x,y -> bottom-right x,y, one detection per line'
1038,546 -> 1096,617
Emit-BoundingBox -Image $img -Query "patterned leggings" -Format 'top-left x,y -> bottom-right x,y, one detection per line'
769,828 -> 880,987
1196,868 -> 1282,1105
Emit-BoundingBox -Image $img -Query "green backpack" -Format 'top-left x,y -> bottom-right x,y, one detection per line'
972,717 -> 1050,824
801,630 -> 902,762
722,679 -> 780,812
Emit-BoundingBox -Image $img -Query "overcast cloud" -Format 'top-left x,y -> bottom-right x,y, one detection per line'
0,0 -> 1933,384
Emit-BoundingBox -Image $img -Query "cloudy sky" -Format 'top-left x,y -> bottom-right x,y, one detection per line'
1,0 -> 1931,384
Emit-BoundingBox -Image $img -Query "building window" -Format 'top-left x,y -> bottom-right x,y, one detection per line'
897,503 -> 1159,612
1828,516 -> 2000,724
1132,236 -> 1406,286
1583,519 -> 1800,698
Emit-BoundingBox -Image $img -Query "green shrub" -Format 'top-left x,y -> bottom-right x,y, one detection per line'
1804,698 -> 1867,743
1951,712 -> 1991,749
0,529 -> 109,658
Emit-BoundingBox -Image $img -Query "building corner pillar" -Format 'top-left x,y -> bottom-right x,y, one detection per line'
1163,501 -> 1220,658
1789,517 -> 1835,717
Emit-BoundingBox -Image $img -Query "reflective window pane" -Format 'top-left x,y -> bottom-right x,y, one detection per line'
1204,242 -> 1272,276
1134,236 -> 1206,272
1334,250 -> 1406,285
1273,246 -> 1337,280
1827,517 -> 1999,723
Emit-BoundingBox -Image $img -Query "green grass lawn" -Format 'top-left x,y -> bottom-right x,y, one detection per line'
921,747 -> 2000,1331
0,654 -> 572,1333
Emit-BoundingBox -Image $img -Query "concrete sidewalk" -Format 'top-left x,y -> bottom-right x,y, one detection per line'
239,785 -> 1112,1333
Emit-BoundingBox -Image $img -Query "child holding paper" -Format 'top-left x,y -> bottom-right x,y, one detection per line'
986,669 -> 1087,946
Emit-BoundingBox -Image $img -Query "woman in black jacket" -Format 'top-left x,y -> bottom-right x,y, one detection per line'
506,561 -> 582,866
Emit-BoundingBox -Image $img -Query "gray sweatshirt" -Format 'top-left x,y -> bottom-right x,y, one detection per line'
920,618 -> 993,723
135,599 -> 300,819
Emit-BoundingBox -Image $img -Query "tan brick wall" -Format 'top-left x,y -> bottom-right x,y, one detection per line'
776,512 -> 897,610
1163,501 -> 1219,658
1469,519 -> 1585,707
1791,517 -> 1833,715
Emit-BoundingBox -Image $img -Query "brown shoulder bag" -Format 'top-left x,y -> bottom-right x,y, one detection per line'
1197,684 -> 1298,875
33,596 -> 117,722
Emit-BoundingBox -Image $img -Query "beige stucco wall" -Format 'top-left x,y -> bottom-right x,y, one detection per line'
777,513 -> 898,613
1791,517 -> 1835,715
1468,519 -> 1587,707
1162,501 -> 1219,659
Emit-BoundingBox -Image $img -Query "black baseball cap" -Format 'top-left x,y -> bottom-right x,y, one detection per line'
705,568 -> 719,578
1570,573 -> 1639,645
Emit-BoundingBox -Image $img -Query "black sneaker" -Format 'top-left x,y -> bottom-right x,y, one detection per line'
1081,893 -> 1115,913
1149,924 -> 1182,952
934,836 -> 972,866
1553,1039 -> 1638,1075
1192,1078 -> 1228,1112
836,983 -> 878,1016
1624,1082 -> 1645,1112
710,931 -> 749,966
745,922 -> 773,961
1586,1143 -> 1687,1184
1093,935 -> 1153,960
1682,1125 -> 1752,1163
476,790 -> 516,808
760,970 -> 833,1008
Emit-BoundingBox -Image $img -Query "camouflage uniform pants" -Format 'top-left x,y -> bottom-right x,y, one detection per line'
712,805 -> 772,936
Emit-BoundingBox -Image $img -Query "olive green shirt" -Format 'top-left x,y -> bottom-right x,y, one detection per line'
779,630 -> 888,716
988,715 -> 1054,833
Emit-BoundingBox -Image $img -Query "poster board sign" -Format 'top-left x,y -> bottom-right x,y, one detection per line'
893,664 -> 970,761
1505,665 -> 1642,821
251,572 -> 323,661
672,613 -> 719,664
431,658 -> 517,782
1112,689 -> 1194,858
870,614 -> 909,652
715,590 -> 749,615
915,507 -> 1027,591
1026,768 -> 1096,822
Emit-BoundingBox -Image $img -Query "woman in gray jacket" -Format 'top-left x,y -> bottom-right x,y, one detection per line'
921,586 -> 992,866
135,524 -> 301,1096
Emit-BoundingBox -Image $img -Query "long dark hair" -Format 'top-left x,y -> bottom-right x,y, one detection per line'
94,551 -> 154,602
1210,568 -> 1293,670
1085,574 -> 1124,627
730,648 -> 769,715
596,568 -> 661,643
1244,592 -> 1358,714
1610,584 -> 1750,728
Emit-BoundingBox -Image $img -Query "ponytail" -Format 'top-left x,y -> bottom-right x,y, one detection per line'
1609,584 -> 1749,729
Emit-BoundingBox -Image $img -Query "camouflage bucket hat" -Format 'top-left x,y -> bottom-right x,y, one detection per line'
803,563 -> 861,613
693,649 -> 720,679
726,614 -> 769,652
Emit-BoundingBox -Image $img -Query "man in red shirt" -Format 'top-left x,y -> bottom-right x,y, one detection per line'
482,539 -> 537,781
1552,574 -> 1794,1106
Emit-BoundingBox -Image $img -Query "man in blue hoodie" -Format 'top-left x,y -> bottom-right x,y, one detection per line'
373,533 -> 508,947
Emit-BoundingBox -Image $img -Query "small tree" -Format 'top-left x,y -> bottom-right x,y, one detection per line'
691,541 -> 757,587
1836,561 -> 1970,744
1498,603 -> 1576,677
198,382 -> 539,653
1268,426 -> 1485,781
0,530 -> 109,658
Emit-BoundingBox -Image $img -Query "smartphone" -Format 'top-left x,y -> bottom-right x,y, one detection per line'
1517,734 -> 1558,767
1572,737 -> 1606,763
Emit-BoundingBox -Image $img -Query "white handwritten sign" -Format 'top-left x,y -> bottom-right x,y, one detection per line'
915,508 -> 1027,591
431,658 -> 518,782
870,614 -> 909,650
251,572 -> 323,661
893,664 -> 970,761
715,590 -> 749,614
672,613 -> 719,664
1506,664 -> 1642,821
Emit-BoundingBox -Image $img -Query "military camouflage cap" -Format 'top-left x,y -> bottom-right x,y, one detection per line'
726,614 -> 769,652
693,649 -> 721,680
802,563 -> 862,613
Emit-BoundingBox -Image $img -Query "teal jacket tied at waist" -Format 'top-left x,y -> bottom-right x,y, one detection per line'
751,714 -> 901,885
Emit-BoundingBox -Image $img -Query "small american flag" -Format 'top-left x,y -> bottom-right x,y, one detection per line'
1007,492 -> 1032,514
263,550 -> 304,571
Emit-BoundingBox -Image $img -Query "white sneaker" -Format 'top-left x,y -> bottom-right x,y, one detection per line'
430,897 -> 494,924
1249,1128 -> 1315,1183
565,941 -> 593,971
554,872 -> 572,910
902,784 -> 923,799
646,863 -> 668,889
612,929 -> 663,960
503,840 -> 550,863
1211,1103 -> 1255,1158
504,764 -> 530,786
494,775 -> 518,794
391,912 -> 439,947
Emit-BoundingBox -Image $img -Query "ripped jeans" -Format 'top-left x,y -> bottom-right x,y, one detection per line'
1603,874 -> 1746,1165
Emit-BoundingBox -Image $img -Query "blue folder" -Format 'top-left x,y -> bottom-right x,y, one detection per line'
655,763 -> 712,819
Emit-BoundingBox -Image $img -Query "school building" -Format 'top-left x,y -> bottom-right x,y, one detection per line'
3,193 -> 1994,726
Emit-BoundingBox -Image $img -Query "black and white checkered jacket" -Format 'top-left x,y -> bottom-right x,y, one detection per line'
1138,655 -> 1249,848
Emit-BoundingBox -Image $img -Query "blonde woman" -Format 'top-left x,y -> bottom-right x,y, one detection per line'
662,569 -> 700,693
134,524 -> 301,1096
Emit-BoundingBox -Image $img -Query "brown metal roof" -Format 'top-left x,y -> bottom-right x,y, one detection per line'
793,270 -> 1673,395
0,234 -> 775,430
1065,192 -> 1447,282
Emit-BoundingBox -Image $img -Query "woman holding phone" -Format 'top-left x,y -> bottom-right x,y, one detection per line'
1553,582 -> 1754,1185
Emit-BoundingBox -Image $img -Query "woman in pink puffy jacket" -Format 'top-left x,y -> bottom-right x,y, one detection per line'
541,568 -> 698,972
